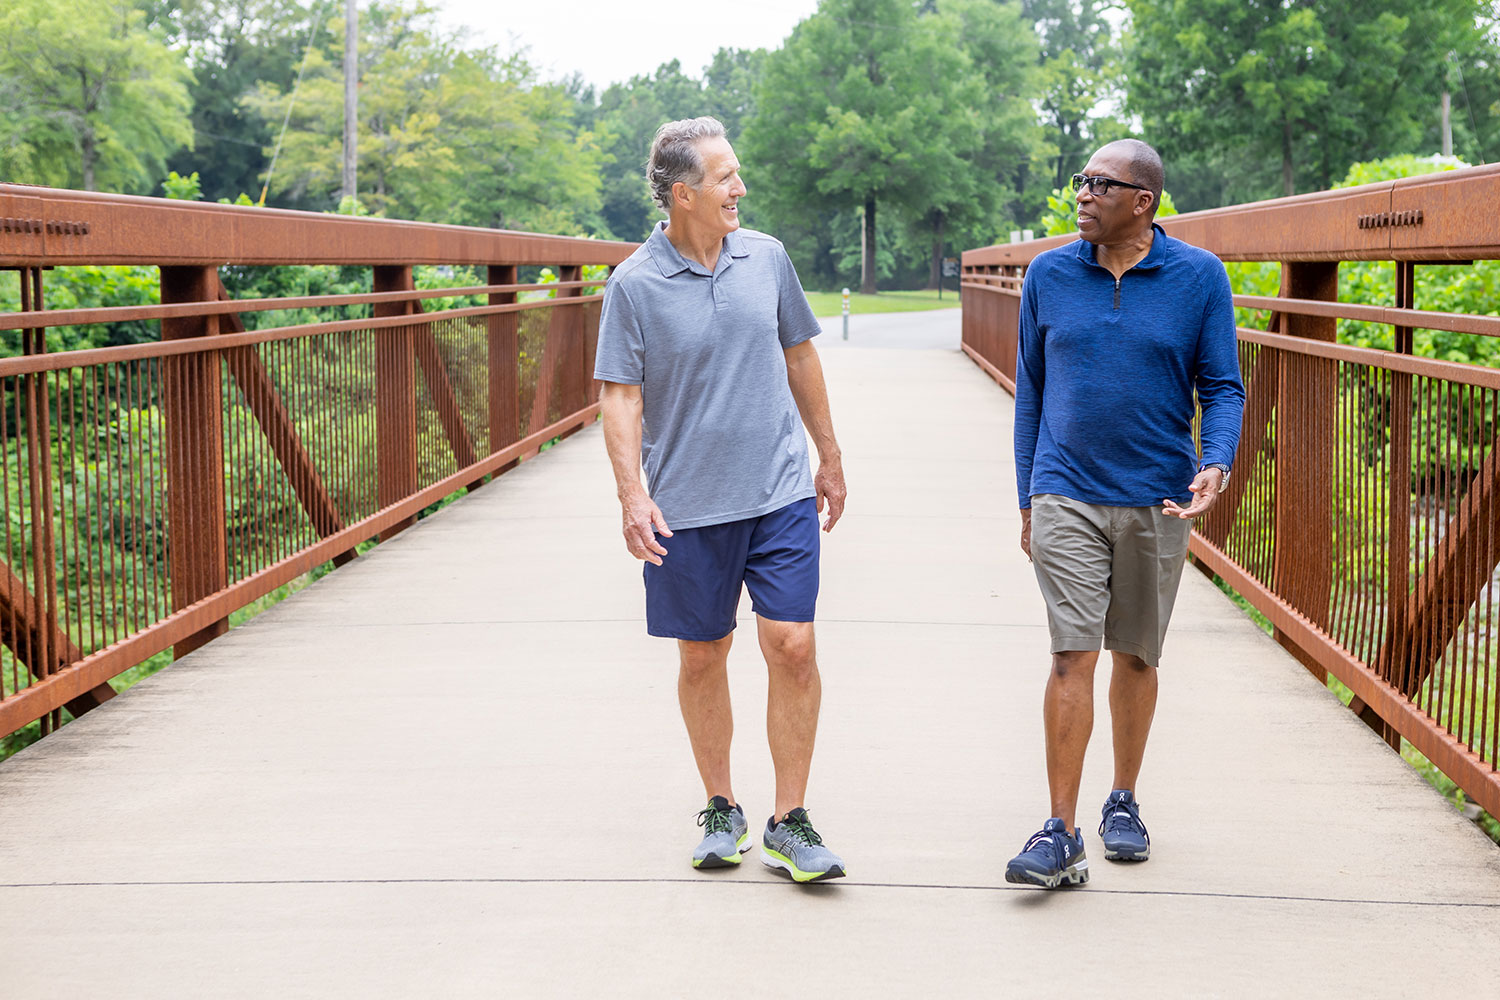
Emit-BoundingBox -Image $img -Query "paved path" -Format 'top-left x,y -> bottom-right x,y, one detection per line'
3,322 -> 1499,997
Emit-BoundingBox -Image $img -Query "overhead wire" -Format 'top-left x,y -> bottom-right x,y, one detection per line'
1448,51 -> 1487,164
259,6 -> 328,207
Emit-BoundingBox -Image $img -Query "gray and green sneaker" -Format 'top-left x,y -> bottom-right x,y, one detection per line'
760,807 -> 846,883
692,796 -> 751,869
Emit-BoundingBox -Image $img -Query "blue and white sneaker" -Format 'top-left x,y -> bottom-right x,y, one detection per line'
692,796 -> 751,869
760,807 -> 846,882
1099,789 -> 1151,861
1005,818 -> 1089,888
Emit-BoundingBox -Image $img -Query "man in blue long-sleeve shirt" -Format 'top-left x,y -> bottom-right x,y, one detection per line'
1004,140 -> 1245,890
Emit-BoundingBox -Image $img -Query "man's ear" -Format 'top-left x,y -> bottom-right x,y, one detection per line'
1135,190 -> 1155,218
672,180 -> 694,211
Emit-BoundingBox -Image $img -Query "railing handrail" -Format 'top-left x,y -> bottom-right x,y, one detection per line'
0,183 -> 638,268
963,161 -> 1500,266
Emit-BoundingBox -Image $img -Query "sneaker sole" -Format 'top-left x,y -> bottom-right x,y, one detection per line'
1103,844 -> 1150,862
1004,859 -> 1089,889
760,847 -> 846,883
692,833 -> 753,869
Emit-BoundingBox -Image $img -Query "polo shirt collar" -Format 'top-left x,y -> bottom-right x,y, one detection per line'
1075,222 -> 1168,271
647,221 -> 750,278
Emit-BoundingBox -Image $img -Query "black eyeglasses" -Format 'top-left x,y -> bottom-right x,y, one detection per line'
1070,173 -> 1149,196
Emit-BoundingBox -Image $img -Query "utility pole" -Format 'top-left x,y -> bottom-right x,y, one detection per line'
1441,91 -> 1452,157
342,0 -> 358,203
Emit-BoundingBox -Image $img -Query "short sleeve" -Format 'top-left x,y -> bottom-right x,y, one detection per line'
775,246 -> 822,349
593,277 -> 645,385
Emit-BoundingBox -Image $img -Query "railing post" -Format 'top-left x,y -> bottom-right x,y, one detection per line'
374,266 -> 418,540
487,264 -> 519,474
555,265 -> 586,440
1381,263 -> 1416,713
160,266 -> 229,658
1272,262 -> 1338,669
523,266 -> 581,455
20,267 -> 59,730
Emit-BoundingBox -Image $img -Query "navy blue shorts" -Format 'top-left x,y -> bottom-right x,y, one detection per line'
644,497 -> 820,641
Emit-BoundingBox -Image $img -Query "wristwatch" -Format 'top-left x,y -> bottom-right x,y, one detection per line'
1201,462 -> 1231,493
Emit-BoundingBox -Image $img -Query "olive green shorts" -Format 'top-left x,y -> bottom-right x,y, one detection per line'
1028,493 -> 1193,669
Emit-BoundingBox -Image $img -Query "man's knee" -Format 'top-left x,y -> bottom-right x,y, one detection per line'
1111,650 -> 1155,674
762,623 -> 817,679
1051,648 -> 1099,679
678,635 -> 732,681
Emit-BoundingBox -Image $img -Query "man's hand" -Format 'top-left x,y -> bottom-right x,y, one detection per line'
1020,507 -> 1032,560
1162,467 -> 1224,520
621,490 -> 672,565
815,458 -> 847,532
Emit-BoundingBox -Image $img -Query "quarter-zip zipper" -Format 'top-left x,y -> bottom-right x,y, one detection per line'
1113,277 -> 1121,310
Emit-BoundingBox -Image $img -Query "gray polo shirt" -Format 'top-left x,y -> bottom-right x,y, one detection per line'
593,222 -> 821,530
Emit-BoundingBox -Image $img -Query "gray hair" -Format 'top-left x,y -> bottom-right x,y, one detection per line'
646,116 -> 728,213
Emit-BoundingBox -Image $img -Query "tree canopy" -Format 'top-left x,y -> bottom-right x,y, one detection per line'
0,0 -> 194,191
2,0 -> 1499,290
1128,0 -> 1500,207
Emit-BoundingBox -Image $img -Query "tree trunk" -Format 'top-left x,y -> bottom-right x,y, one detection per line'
81,132 -> 96,191
860,197 -> 877,295
927,212 -> 946,290
1282,120 -> 1295,197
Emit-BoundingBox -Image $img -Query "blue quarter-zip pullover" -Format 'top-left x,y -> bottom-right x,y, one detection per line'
1013,224 -> 1245,509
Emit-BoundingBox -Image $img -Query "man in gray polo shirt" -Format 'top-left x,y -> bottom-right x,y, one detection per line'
595,116 -> 848,882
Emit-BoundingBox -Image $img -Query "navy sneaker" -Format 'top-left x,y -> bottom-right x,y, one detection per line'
692,796 -> 751,869
1099,789 -> 1150,861
1004,818 -> 1089,888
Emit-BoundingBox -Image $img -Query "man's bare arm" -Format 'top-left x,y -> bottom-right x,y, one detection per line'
600,381 -> 671,564
784,339 -> 846,531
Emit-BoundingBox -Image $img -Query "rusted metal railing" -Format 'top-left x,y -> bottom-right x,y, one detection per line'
0,185 -> 634,744
962,164 -> 1500,820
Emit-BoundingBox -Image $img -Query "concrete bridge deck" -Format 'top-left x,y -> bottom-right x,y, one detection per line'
3,311 -> 1499,997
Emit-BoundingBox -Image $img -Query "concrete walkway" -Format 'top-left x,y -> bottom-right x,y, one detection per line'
3,315 -> 1499,998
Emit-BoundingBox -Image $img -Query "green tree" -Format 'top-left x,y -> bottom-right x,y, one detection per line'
701,48 -> 768,143
745,0 -> 982,293
0,0 -> 194,192
241,1 -> 603,232
1127,0 -> 1500,206
156,0 -> 331,205
1022,0 -> 1129,191
443,51 -> 605,234
916,0 -> 1044,286
590,60 -> 711,241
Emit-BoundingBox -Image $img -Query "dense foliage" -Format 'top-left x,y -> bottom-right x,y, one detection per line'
5,0 -> 1498,291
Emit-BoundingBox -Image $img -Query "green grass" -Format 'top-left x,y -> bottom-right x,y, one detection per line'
804,287 -> 961,318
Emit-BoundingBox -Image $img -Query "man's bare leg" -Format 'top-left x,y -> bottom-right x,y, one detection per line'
1044,649 -> 1101,834
758,617 -> 820,820
678,634 -> 736,805
1109,650 -> 1158,792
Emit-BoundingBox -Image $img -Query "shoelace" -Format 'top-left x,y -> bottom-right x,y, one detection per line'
696,803 -> 734,836
781,813 -> 824,847
1099,797 -> 1143,837
1023,828 -> 1066,860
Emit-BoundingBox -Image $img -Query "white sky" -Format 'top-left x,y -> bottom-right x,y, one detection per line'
430,0 -> 822,89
